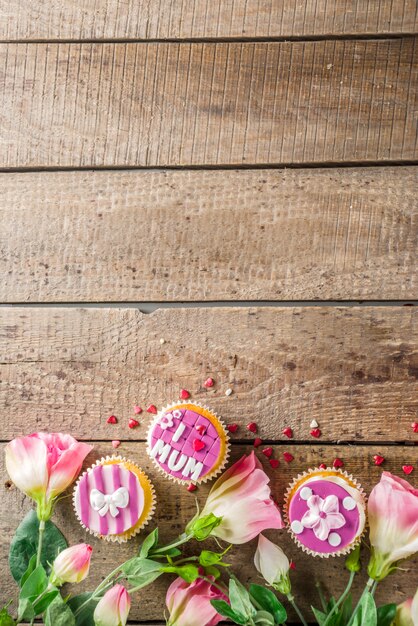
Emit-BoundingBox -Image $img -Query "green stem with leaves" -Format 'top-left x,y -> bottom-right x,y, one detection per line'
286,593 -> 308,626
347,577 -> 376,626
323,570 -> 356,626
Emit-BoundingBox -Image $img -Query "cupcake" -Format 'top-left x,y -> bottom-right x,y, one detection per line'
73,456 -> 156,543
147,402 -> 230,484
284,468 -> 366,558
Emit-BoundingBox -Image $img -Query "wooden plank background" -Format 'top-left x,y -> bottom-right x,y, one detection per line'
1,1 -> 417,624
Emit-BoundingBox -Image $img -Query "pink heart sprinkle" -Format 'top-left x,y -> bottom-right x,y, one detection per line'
319,463 -> 327,470
269,459 -> 280,469
203,377 -> 214,388
283,452 -> 294,463
333,458 -> 344,469
227,423 -> 239,433
412,422 -> 418,433
247,422 -> 258,433
112,440 -> 121,449
289,561 -> 296,570
187,484 -> 197,492
282,427 -> 293,438
262,447 -> 273,458
402,465 -> 414,475
253,437 -> 263,448
180,389 -> 190,400
147,405 -> 157,414
107,415 -> 117,424
373,455 -> 385,466
128,418 -> 139,429
193,439 -> 205,452
133,405 -> 142,414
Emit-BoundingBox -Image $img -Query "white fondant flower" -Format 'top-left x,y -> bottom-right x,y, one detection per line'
159,413 -> 174,430
172,410 -> 183,419
301,494 -> 346,541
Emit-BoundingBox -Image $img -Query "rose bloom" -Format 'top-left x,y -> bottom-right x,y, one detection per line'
367,472 -> 418,581
94,584 -> 131,626
166,576 -> 226,626
5,432 -> 92,520
254,534 -> 291,594
394,589 -> 418,626
187,452 -> 284,544
50,543 -> 92,586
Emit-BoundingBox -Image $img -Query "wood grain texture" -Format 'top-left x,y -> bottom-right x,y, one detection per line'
2,443 -> 417,621
1,0 -> 417,40
1,39 -> 417,168
1,306 -> 417,441
1,167 -> 417,302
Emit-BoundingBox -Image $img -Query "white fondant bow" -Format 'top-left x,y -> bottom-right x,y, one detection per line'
90,487 -> 129,517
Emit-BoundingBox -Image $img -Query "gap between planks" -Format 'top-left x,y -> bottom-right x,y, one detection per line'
1,302 -> 417,310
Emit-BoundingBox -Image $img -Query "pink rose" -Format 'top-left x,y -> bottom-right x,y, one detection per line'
166,577 -> 226,626
50,543 -> 92,586
187,452 -> 284,544
94,584 -> 131,626
5,432 -> 92,520
367,472 -> 418,581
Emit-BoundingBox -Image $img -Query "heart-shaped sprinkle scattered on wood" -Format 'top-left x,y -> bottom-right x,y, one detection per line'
310,428 -> 321,438
319,463 -> 327,469
193,439 -> 205,452
253,437 -> 263,447
412,422 -> 418,433
282,427 -> 293,438
128,418 -> 139,429
262,447 -> 273,458
247,422 -> 258,433
310,419 -> 319,428
373,455 -> 385,466
402,465 -> 414,475
227,423 -> 239,433
269,459 -> 280,469
147,405 -> 157,414
133,405 -> 142,414
187,484 -> 197,492
112,440 -> 121,448
180,389 -> 190,399
203,377 -> 214,388
283,452 -> 294,463
107,415 -> 117,424
333,458 -> 344,469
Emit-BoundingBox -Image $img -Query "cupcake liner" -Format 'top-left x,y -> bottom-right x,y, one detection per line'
146,402 -> 230,485
73,455 -> 156,544
284,467 -> 367,559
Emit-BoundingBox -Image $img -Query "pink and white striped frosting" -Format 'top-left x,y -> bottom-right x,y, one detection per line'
74,462 -> 144,536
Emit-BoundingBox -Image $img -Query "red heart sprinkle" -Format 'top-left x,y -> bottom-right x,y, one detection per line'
412,422 -> 418,433
187,484 -> 197,492
319,463 -> 327,470
262,447 -> 273,458
227,423 -> 239,433
180,389 -> 190,399
133,405 -> 142,414
269,459 -> 280,469
333,458 -> 344,469
112,440 -> 121,448
289,561 -> 296,570
402,465 -> 414,475
310,428 -> 321,438
247,422 -> 258,433
283,452 -> 294,463
147,405 -> 157,414
107,415 -> 117,424
373,455 -> 385,466
282,427 -> 293,438
128,418 -> 139,429
253,437 -> 263,448
196,424 -> 206,435
193,439 -> 205,452
203,377 -> 214,388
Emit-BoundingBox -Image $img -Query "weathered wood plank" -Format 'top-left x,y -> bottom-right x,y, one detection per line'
1,168 -> 417,302
1,40 -> 416,168
2,443 -> 417,621
1,1 -> 417,41
1,307 -> 417,441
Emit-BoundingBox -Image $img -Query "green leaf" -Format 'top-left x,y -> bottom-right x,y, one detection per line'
19,565 -> 48,601
229,579 -> 257,619
122,557 -> 162,588
254,610 -> 275,625
19,554 -> 37,588
352,592 -> 377,626
249,584 -> 287,625
17,598 -> 34,622
68,593 -> 98,626
199,549 -> 230,567
161,563 -> 200,583
311,606 -> 328,625
376,604 -> 397,626
0,606 -> 16,626
204,565 -> 221,579
33,588 -> 60,615
189,513 -> 223,541
210,600 -> 247,625
45,595 -> 76,626
9,510 -> 68,583
139,528 -> 159,558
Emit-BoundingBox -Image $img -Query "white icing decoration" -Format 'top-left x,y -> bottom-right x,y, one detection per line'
172,409 -> 183,419
328,532 -> 342,547
159,413 -> 174,429
343,496 -> 356,511
182,457 -> 204,481
310,419 -> 319,428
291,520 -> 304,535
300,487 -> 313,501
301,494 -> 346,541
172,422 -> 186,442
151,439 -> 172,463
90,487 -> 129,518
167,450 -> 188,471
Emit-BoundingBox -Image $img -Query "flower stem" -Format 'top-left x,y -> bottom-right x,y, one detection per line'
347,577 -> 376,626
323,571 -> 356,626
315,580 -> 327,612
287,594 -> 308,626
36,520 -> 45,567
151,533 -> 192,556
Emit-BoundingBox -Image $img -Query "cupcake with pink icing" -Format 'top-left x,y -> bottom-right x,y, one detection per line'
284,468 -> 366,558
73,456 -> 156,543
147,403 -> 230,485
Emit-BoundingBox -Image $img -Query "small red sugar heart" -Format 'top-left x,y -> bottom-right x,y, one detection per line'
112,440 -> 121,449
319,463 -> 327,470
269,459 -> 280,469
262,447 -> 273,458
227,423 -> 239,433
180,389 -> 190,399
333,458 -> 344,469
283,452 -> 294,463
282,427 -> 293,438
147,404 -> 157,414
253,437 -> 263,448
203,377 -> 214,388
107,415 -> 117,424
402,465 -> 414,475
412,422 -> 418,433
247,422 -> 258,433
373,455 -> 385,466
289,561 -> 296,570
133,405 -> 142,414
310,428 -> 321,439
128,418 -> 139,429
187,484 -> 197,492
196,424 -> 206,435
193,439 -> 205,452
